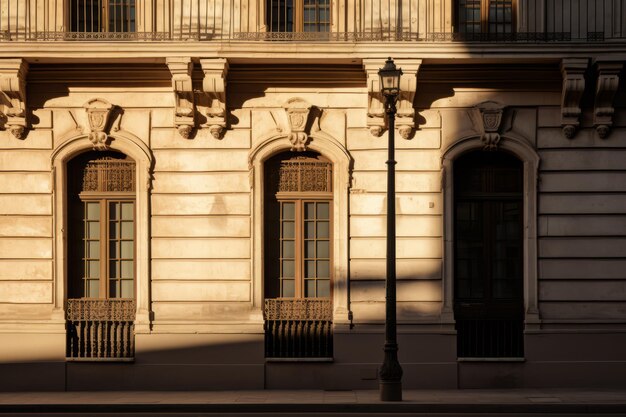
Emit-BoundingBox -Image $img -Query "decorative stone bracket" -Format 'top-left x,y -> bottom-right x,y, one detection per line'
199,58 -> 229,139
283,97 -> 314,151
0,59 -> 28,139
396,59 -> 421,139
84,98 -> 115,151
560,58 -> 588,139
363,58 -> 421,138
472,101 -> 505,150
363,59 -> 385,137
593,61 -> 622,139
166,57 -> 195,139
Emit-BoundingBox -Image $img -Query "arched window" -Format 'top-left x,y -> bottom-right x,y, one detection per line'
454,150 -> 524,358
263,151 -> 333,358
66,151 -> 136,360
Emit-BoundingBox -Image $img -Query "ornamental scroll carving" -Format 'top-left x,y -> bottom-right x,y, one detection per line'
561,58 -> 589,139
363,59 -> 385,137
0,59 -> 28,139
472,101 -> 505,150
199,58 -> 229,139
166,57 -> 195,139
593,62 -> 622,139
84,98 -> 115,151
283,97 -> 314,151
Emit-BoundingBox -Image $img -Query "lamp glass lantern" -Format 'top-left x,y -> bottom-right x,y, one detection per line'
379,57 -> 403,98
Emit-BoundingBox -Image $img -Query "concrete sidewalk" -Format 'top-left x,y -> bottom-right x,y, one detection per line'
1,389 -> 626,415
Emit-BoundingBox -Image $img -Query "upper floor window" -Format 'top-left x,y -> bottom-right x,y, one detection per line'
267,0 -> 330,33
456,0 -> 515,35
70,0 -> 136,33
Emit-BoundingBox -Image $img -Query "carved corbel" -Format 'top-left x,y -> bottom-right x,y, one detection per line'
199,58 -> 229,139
166,57 -> 195,138
395,59 -> 421,140
593,62 -> 622,139
474,101 -> 505,151
363,59 -> 386,137
84,98 -> 115,151
0,59 -> 28,139
560,58 -> 588,139
283,97 -> 313,152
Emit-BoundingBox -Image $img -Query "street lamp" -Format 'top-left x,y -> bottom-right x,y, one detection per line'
378,57 -> 403,402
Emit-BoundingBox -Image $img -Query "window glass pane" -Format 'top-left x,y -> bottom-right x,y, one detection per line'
317,203 -> 329,219
121,260 -> 134,278
282,221 -> 295,239
110,260 -> 120,279
109,280 -> 119,298
282,240 -> 294,258
87,279 -> 99,298
305,222 -> 315,238
109,241 -> 119,258
110,202 -> 120,220
120,202 -> 134,219
317,260 -> 330,278
305,260 -> 315,278
87,202 -> 100,220
305,280 -> 316,297
317,280 -> 330,297
88,241 -> 100,258
121,221 -> 134,239
88,222 -> 100,239
109,222 -> 119,239
282,202 -> 295,220
282,260 -> 295,278
282,279 -> 295,297
316,222 -> 329,239
121,241 -> 134,258
305,202 -> 315,219
305,241 -> 315,258
316,241 -> 329,258
89,260 -> 100,278
121,279 -> 134,298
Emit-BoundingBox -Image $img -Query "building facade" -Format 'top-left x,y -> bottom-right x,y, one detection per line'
0,0 -> 625,391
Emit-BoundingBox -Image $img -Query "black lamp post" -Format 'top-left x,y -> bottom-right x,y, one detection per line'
378,57 -> 403,402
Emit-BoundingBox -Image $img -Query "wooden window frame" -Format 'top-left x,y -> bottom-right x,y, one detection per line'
275,194 -> 334,299
266,0 -> 331,33
75,192 -> 136,300
69,0 -> 137,33
455,0 -> 517,34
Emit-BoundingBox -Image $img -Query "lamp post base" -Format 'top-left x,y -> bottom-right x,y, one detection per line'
379,380 -> 402,402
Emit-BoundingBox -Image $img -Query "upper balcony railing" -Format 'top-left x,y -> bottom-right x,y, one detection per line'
1,0 -> 624,43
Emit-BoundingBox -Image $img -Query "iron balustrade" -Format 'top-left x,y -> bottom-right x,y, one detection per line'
264,298 -> 333,358
456,318 -> 524,358
66,298 -> 136,361
0,0 -> 624,42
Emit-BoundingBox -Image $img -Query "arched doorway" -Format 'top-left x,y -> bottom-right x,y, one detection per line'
263,151 -> 333,358
65,150 -> 137,360
453,150 -> 524,358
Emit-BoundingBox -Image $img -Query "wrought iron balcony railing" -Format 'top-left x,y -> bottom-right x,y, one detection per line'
264,298 -> 333,359
66,298 -> 136,361
0,0 -> 624,43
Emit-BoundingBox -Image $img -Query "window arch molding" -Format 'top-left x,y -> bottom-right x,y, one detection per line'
441,134 -> 540,329
51,132 -> 153,333
249,131 -> 353,325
